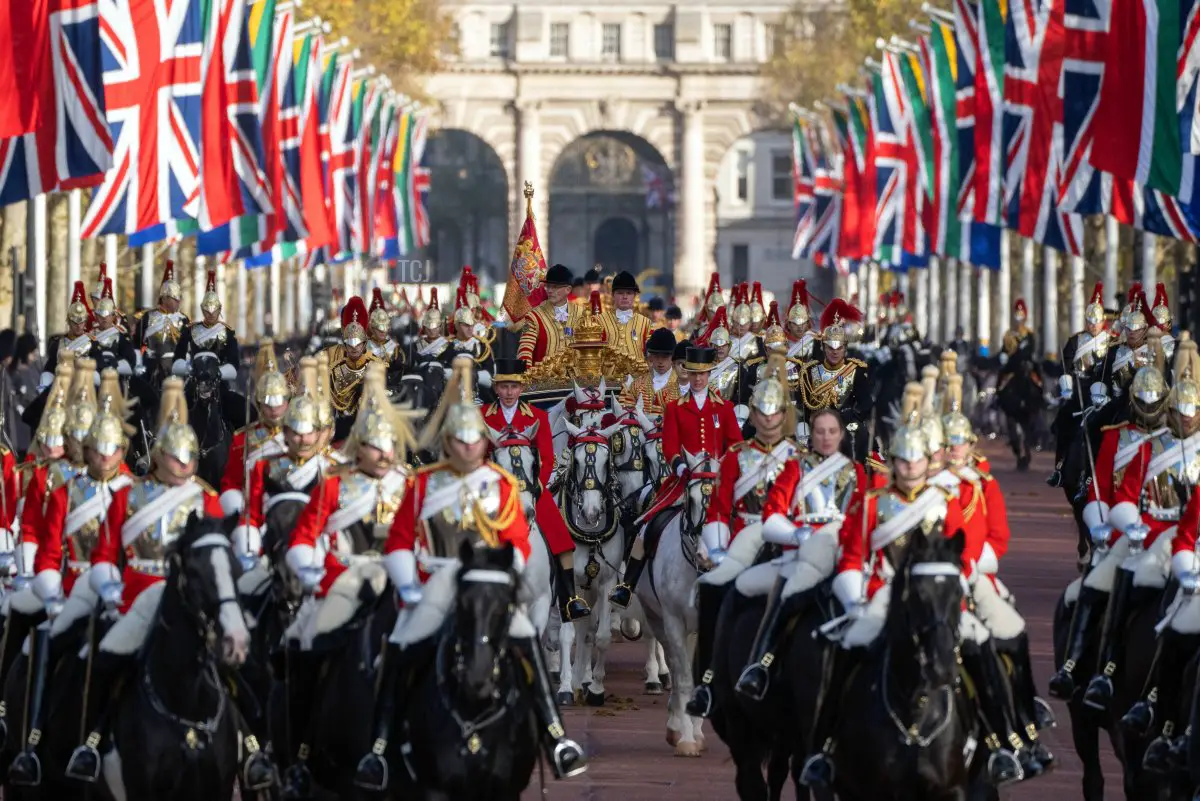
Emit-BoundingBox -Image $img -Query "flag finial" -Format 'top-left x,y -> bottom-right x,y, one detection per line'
524,181 -> 535,218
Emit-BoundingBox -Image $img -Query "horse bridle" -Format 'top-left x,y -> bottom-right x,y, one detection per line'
882,560 -> 962,749
564,430 -> 617,535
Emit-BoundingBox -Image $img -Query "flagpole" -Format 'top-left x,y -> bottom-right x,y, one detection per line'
105,235 -> 119,305
28,195 -> 47,355
67,190 -> 82,291
944,256 -> 958,341
1021,237 -> 1035,324
997,232 -> 1011,351
1142,232 -> 1157,290
1104,217 -> 1119,307
958,258 -> 971,349
1043,247 -> 1059,360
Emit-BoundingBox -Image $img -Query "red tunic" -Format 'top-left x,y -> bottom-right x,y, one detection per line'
762,457 -> 868,529
481,401 -> 574,555
1174,491 -> 1200,557
1110,437 -> 1174,548
0,448 -> 18,530
220,425 -> 284,495
704,440 -> 799,543
1089,422 -> 1133,506
35,465 -> 133,595
18,457 -> 50,549
92,481 -> 224,612
836,484 -> 969,600
384,465 -> 532,581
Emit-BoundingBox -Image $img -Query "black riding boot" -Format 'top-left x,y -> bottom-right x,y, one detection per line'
686,582 -> 730,717
799,644 -> 858,789
1048,585 -> 1106,700
1083,568 -> 1135,711
514,636 -> 587,779
1123,635 -> 1166,738
354,643 -> 410,791
556,563 -> 591,623
961,641 -> 1026,785
1142,631 -> 1200,774
65,651 -> 133,782
997,634 -> 1056,772
8,622 -> 53,786
736,578 -> 800,702
280,650 -> 322,800
0,609 -> 41,751
608,556 -> 646,609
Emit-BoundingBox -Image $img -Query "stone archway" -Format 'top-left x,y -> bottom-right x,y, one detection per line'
423,129 -> 509,286
547,130 -> 673,281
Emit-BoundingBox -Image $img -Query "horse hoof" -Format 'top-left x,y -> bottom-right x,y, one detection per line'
620,618 -> 642,641
644,681 -> 664,696
557,691 -> 575,706
666,728 -> 681,747
673,741 -> 702,758
585,689 -> 606,707
660,672 -> 672,691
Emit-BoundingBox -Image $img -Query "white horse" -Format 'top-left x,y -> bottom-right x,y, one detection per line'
485,420 -> 554,636
551,415 -> 624,706
635,449 -> 719,756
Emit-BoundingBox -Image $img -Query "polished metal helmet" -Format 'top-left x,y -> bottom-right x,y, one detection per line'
889,383 -> 928,463
67,281 -> 90,326
153,378 -> 198,464
65,359 -> 99,444
35,361 -> 75,450
940,375 -> 974,446
201,269 -> 221,316
87,369 -> 131,456
159,260 -> 182,302
284,356 -> 320,435
1085,282 -> 1105,326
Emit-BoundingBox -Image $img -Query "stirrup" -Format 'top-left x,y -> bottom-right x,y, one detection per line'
241,751 -> 275,791
985,748 -> 1024,786
798,751 -> 834,788
353,751 -> 389,792
685,684 -> 713,718
8,750 -> 42,787
65,742 -> 102,783
734,663 -> 771,702
1033,697 -> 1057,729
281,762 -> 313,800
608,584 -> 633,609
1082,674 -> 1114,711
551,738 -> 588,779
561,596 -> 591,622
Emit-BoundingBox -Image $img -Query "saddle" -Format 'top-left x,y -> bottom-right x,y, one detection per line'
643,507 -> 681,560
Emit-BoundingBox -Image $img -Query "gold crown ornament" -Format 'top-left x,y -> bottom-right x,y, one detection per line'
154,377 -> 198,465
941,375 -> 974,446
65,358 -> 99,444
35,360 -> 75,450
253,339 -> 289,410
889,382 -> 929,463
88,369 -> 133,456
284,356 -> 321,436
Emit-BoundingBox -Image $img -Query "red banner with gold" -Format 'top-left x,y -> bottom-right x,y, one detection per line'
503,182 -> 547,323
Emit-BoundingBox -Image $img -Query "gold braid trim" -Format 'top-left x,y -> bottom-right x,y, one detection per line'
797,361 -> 859,411
467,479 -> 521,548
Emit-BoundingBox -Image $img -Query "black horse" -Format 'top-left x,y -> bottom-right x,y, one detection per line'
386,543 -> 538,801
2,513 -> 252,801
826,527 -> 984,801
185,354 -> 244,488
996,361 -> 1045,471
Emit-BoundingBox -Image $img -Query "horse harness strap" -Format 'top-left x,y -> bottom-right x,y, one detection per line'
140,661 -> 227,750
880,646 -> 954,749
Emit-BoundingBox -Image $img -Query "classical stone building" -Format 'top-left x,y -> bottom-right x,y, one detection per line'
422,0 -> 828,307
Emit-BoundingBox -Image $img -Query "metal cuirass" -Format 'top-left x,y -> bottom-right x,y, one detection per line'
798,453 -> 857,521
124,480 -> 210,560
1145,434 -> 1200,520
334,470 -> 406,554
736,447 -> 789,515
144,310 -> 185,359
710,360 -> 740,401
64,474 -> 116,563
422,468 -> 505,559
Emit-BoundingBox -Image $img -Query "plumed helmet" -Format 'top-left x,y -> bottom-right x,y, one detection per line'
1085,282 -> 1105,326
68,280 -> 91,326
341,296 -> 369,347
315,351 -> 334,430
704,273 -> 724,315
731,283 -> 753,327
35,360 -> 75,450
91,262 -> 108,303
159,260 -> 182,302
88,369 -> 133,456
253,339 -> 289,411
698,307 -> 730,349
64,358 -> 99,445
422,287 -> 444,333
749,282 -> 766,326
94,278 -> 116,320
1126,290 -> 1149,333
1152,282 -> 1172,329
1169,333 -> 1200,421
820,298 -> 863,352
762,301 -> 786,350
1130,329 -> 1168,426
889,382 -> 929,463
201,269 -> 221,315
284,356 -> 321,436
941,375 -> 974,446
368,288 -> 390,337
788,279 -> 811,326
750,352 -> 795,434
153,377 -> 198,464
919,367 -> 944,455
453,286 -> 475,326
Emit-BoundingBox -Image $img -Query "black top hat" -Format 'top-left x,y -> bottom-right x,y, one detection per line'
493,358 -> 527,383
683,345 -> 716,372
612,271 -> 639,293
647,297 -> 665,312
666,305 -> 682,320
673,339 -> 692,361
646,328 -> 677,356
545,264 -> 573,286
583,268 -> 601,283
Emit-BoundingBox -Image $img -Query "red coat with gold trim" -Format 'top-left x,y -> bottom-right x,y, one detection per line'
661,389 -> 741,468
703,438 -> 798,546
481,401 -> 574,555
35,465 -> 133,595
219,424 -> 286,497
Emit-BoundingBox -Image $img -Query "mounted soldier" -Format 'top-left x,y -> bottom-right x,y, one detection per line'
172,269 -> 239,383
517,263 -> 582,366
608,345 -> 742,608
9,370 -> 135,786
353,355 -> 586,790
136,260 -> 189,384
691,272 -> 725,337
322,297 -> 377,430
413,288 -> 449,367
42,281 -> 94,383
747,282 -> 767,334
686,353 -> 798,716
997,298 -> 1042,471
15,360 -> 76,568
90,278 -> 138,380
1111,286 -> 1154,397
459,265 -> 496,343
1049,282 -> 1111,487
597,270 -> 652,364
1150,282 -> 1175,360
728,283 -> 764,367
366,287 -> 402,372
797,299 -> 871,460
785,279 -> 817,364
65,376 -> 271,790
219,341 -> 288,516
443,286 -> 494,389
483,357 -> 590,622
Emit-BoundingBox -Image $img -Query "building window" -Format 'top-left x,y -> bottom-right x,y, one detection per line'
772,150 -> 792,201
732,245 -> 750,285
735,150 -> 750,202
654,23 -> 674,61
490,22 -> 510,59
602,23 -> 622,61
765,23 -> 780,58
713,23 -> 732,60
550,22 -> 569,58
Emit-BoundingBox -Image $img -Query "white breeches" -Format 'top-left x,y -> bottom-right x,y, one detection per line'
699,523 -> 766,588
1160,589 -> 1200,635
99,583 -> 165,656
734,560 -> 785,597
780,530 -> 840,600
1083,536 -> 1131,592
51,571 -> 98,638
389,560 -> 535,648
284,562 -> 388,651
971,576 -> 1026,639
1122,528 -> 1174,589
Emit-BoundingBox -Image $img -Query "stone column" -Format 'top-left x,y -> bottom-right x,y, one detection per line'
996,233 -> 1011,350
1142,232 -> 1157,290
915,267 -> 929,340
958,260 -> 972,346
1104,216 -> 1119,306
141,244 -> 155,308
1069,254 -> 1085,333
515,99 -> 546,238
976,267 -> 991,355
928,256 -> 941,343
105,236 -> 118,303
1021,237 -> 1035,323
67,190 -> 82,289
676,98 -> 707,306
1043,247 -> 1059,359
944,257 -> 958,340
865,262 -> 879,324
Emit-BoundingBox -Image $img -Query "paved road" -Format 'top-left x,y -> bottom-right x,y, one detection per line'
527,444 -> 1122,800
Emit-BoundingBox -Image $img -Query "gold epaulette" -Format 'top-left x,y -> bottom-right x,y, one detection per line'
866,456 -> 887,473
866,487 -> 888,500
194,477 -> 217,495
707,388 -> 726,404
518,401 -> 534,417
1100,422 -> 1129,432
729,440 -> 748,453
846,357 -> 868,369
415,460 -> 448,475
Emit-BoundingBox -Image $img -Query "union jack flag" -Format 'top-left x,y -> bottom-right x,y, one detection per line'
952,0 -> 1001,268
871,53 -> 911,266
322,56 -> 355,259
0,0 -> 113,205
792,113 -> 842,261
1002,0 -> 1084,254
82,0 -> 203,237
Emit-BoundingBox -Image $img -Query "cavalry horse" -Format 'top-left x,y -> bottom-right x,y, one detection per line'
634,449 -> 720,758
389,543 -> 539,801
828,525 -> 984,801
551,406 -> 624,707
1,513 -> 252,801
183,353 -> 241,488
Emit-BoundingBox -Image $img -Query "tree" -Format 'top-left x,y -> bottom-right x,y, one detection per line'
305,0 -> 454,100
764,0 -> 927,112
